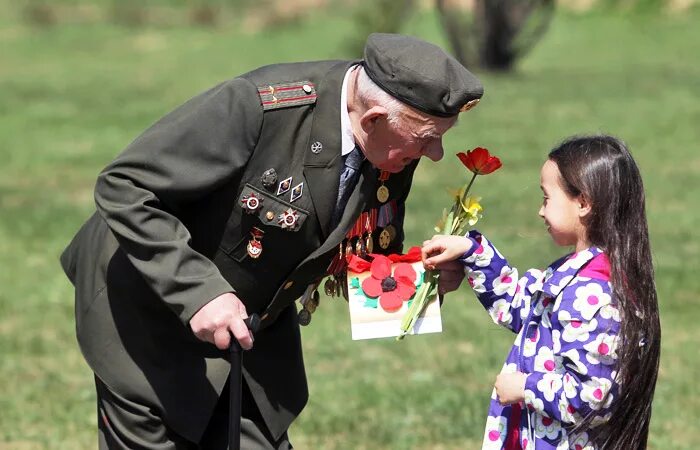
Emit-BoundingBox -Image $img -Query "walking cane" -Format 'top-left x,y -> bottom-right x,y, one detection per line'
229,313 -> 261,450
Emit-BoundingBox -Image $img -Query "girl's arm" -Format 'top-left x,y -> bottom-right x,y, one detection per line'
460,231 -> 545,334
522,278 -> 621,426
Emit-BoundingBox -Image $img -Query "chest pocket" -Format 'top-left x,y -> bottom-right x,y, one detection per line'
220,183 -> 311,263
238,183 -> 310,231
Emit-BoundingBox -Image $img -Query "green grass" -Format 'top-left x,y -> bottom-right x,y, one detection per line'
1,6 -> 699,450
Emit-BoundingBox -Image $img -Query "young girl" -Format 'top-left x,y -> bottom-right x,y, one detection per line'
422,135 -> 660,450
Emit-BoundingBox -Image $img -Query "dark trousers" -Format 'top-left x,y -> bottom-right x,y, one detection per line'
96,376 -> 292,450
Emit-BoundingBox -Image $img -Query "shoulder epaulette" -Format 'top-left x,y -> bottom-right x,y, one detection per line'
257,81 -> 317,111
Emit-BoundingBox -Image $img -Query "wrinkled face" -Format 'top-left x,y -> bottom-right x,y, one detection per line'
362,109 -> 457,173
538,160 -> 588,250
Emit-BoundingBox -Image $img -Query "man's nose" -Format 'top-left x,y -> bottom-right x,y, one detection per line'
422,140 -> 444,162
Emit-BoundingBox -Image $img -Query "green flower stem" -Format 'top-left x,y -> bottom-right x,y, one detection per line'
397,270 -> 438,340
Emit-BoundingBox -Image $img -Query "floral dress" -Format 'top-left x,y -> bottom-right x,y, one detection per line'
459,231 -> 621,450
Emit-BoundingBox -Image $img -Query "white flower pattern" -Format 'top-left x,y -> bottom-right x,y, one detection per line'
462,231 -> 619,450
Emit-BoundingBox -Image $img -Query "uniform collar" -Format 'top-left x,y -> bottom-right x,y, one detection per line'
303,60 -> 362,238
340,65 -> 359,156
538,247 -> 605,299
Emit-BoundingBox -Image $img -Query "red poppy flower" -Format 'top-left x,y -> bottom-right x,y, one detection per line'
361,255 -> 417,312
457,147 -> 502,175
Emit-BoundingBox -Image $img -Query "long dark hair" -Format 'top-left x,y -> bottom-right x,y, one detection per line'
549,135 -> 660,449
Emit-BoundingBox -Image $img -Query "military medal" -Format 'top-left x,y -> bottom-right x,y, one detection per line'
376,170 -> 390,203
378,229 -> 391,249
278,208 -> 299,230
307,290 -> 320,313
365,233 -> 374,253
246,227 -> 264,259
298,284 -> 320,326
241,191 -> 263,213
261,168 -> 278,190
290,182 -> 303,203
377,201 -> 397,249
324,277 -> 337,297
385,224 -> 397,241
298,308 -> 311,326
277,177 -> 292,195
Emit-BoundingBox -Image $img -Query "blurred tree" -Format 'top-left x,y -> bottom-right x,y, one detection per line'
343,0 -> 417,57
436,0 -> 555,72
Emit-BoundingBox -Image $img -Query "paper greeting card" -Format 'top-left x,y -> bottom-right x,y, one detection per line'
346,248 -> 442,340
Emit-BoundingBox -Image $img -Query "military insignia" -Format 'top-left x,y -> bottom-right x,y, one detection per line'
459,98 -> 480,112
378,229 -> 391,249
324,277 -> 337,297
278,208 -> 299,230
298,308 -> 312,326
307,290 -> 320,313
265,211 -> 275,222
290,182 -> 304,203
246,227 -> 264,259
376,185 -> 390,203
241,191 -> 263,213
376,170 -> 390,203
261,168 -> 278,190
257,81 -> 317,111
365,234 -> 374,254
385,224 -> 397,241
310,141 -> 323,154
277,177 -> 292,195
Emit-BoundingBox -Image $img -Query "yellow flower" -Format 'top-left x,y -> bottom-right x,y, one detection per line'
461,196 -> 483,226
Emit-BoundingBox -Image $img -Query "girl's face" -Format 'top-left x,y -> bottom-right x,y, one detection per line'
538,160 -> 590,251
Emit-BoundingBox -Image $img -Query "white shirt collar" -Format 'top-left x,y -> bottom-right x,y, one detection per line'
340,65 -> 358,157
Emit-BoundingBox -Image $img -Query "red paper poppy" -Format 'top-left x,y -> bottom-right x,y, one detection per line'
457,147 -> 502,175
361,255 -> 417,312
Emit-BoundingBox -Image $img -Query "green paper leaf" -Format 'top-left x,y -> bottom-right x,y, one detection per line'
363,298 -> 378,308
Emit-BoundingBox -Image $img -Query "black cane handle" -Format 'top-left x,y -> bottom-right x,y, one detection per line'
229,313 -> 260,353
244,313 -> 261,334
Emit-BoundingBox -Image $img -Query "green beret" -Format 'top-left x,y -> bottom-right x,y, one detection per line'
363,33 -> 483,117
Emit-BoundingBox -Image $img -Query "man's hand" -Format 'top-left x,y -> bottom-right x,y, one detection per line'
494,372 -> 528,405
189,292 -> 254,350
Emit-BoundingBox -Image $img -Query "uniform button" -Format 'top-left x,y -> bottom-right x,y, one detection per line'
283,281 -> 294,290
302,84 -> 312,94
265,211 -> 274,221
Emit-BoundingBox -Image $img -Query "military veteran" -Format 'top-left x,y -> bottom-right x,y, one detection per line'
60,33 -> 483,449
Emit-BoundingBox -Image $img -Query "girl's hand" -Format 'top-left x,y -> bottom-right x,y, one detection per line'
494,372 -> 528,405
421,235 -> 473,270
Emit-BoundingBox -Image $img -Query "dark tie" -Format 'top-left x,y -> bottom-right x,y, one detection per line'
331,146 -> 365,228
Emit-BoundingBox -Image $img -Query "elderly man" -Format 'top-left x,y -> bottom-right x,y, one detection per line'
60,33 -> 483,449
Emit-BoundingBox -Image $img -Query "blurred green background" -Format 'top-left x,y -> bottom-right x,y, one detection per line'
1,0 -> 699,448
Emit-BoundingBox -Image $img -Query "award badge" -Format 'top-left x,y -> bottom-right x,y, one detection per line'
246,227 -> 264,259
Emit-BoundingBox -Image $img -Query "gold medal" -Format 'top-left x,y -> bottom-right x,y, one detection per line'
385,224 -> 397,241
378,229 -> 391,249
365,234 -> 374,253
355,238 -> 363,256
376,185 -> 389,203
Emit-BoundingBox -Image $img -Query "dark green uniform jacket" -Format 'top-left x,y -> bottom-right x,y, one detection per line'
60,60 -> 417,443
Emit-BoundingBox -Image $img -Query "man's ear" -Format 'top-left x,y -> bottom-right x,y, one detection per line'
359,106 -> 388,135
578,195 -> 592,218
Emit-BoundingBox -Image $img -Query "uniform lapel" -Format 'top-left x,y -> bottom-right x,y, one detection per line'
301,162 -> 377,263
303,60 -> 361,238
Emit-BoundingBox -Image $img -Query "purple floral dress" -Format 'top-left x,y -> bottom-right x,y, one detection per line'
459,231 -> 621,450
